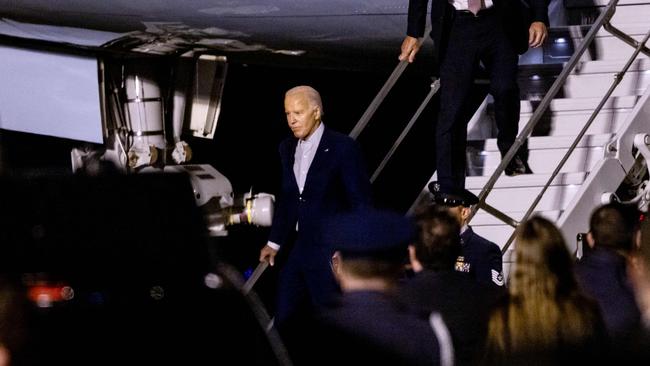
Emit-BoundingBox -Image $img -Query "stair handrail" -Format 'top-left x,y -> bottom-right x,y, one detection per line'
349,27 -> 431,140
370,79 -> 440,182
498,24 -> 650,254
349,60 -> 410,140
466,0 -> 650,255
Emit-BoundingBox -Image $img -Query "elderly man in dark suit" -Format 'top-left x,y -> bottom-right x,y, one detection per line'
399,0 -> 549,201
258,86 -> 372,335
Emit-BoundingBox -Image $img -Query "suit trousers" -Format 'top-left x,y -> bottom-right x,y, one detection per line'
436,9 -> 520,194
275,241 -> 340,326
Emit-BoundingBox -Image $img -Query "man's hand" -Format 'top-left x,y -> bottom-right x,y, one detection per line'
529,21 -> 548,48
399,36 -> 421,63
259,244 -> 278,266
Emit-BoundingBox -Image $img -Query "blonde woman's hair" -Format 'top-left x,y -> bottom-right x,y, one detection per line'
485,216 -> 601,358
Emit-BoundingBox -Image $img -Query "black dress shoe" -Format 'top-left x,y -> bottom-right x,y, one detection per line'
504,156 -> 533,176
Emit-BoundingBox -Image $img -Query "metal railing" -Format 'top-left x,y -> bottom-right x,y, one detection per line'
349,0 -> 650,256
468,0 -> 650,254
348,27 -> 438,183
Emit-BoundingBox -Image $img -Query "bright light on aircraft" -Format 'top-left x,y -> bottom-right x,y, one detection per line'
0,45 -> 103,143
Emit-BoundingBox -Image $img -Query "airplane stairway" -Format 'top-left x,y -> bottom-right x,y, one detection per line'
435,0 -> 650,277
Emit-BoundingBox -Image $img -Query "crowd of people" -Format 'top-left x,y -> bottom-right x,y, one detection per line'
264,192 -> 650,365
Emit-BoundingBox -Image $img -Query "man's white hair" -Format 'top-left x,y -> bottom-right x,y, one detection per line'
285,85 -> 324,116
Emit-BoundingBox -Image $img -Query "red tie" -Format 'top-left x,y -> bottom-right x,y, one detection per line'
468,0 -> 483,15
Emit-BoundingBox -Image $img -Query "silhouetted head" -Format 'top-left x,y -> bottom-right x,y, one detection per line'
411,204 -> 461,272
510,216 -> 577,298
324,208 -> 414,291
588,203 -> 639,252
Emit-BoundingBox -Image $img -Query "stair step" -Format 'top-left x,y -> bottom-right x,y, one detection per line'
468,135 -> 610,175
562,22 -> 650,41
471,225 -> 565,262
471,210 -> 563,226
563,70 -> 650,98
596,22 -> 650,37
466,172 -> 588,189
520,95 -> 638,112
481,133 -> 613,151
479,147 -> 603,175
610,3 -> 650,24
468,99 -> 627,146
572,58 -> 650,74
472,225 -> 515,250
557,22 -> 650,61
588,33 -> 650,61
520,110 -> 629,136
467,184 -> 581,212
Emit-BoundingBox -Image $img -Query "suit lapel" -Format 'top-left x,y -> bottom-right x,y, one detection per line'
303,128 -> 331,194
284,138 -> 300,193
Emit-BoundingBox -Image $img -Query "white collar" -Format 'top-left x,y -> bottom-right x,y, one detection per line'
300,122 -> 324,145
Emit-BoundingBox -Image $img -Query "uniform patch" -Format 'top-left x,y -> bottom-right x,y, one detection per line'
454,256 -> 471,273
491,269 -> 505,286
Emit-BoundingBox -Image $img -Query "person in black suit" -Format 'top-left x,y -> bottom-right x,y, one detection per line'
400,204 -> 505,365
629,214 -> 650,362
428,181 -> 504,287
318,208 -> 449,366
575,203 -> 641,351
258,85 -> 372,334
399,0 -> 549,200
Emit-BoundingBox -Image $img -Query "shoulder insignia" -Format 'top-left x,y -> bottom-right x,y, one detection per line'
491,269 -> 505,286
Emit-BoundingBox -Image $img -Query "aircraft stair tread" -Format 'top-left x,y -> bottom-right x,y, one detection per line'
478,133 -> 614,151
465,172 -> 588,189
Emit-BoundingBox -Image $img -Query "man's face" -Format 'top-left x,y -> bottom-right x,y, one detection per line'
284,93 -> 320,140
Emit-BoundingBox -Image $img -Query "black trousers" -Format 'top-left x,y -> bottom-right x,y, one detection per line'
436,9 -> 520,194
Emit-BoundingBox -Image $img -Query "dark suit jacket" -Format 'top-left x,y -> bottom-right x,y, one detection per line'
398,270 -> 506,366
318,291 -> 442,366
407,0 -> 549,69
269,125 -> 372,251
575,247 -> 641,345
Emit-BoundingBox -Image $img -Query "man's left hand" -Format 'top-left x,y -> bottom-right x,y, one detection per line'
528,21 -> 548,48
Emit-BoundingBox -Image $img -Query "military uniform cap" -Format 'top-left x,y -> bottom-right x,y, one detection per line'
324,208 -> 415,261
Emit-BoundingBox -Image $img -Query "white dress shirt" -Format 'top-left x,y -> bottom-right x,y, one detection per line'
293,122 -> 324,194
450,0 -> 493,11
267,123 -> 325,251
